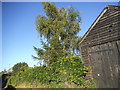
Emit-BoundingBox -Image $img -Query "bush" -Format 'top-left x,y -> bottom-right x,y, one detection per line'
50,55 -> 88,85
12,62 -> 28,75
7,56 -> 95,88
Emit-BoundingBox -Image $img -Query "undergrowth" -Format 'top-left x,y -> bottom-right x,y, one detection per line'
6,56 -> 96,88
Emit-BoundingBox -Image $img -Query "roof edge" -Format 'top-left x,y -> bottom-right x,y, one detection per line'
106,5 -> 120,7
79,7 -> 108,45
79,5 -> 120,45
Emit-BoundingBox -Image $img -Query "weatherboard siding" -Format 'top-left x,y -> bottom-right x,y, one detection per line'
79,5 -> 120,88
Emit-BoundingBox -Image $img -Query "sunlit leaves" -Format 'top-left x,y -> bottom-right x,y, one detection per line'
33,2 -> 82,64
7,56 -> 97,88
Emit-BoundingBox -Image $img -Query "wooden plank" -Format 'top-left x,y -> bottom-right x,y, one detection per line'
94,19 -> 119,29
80,30 -> 120,47
88,41 -> 119,88
116,40 -> 120,88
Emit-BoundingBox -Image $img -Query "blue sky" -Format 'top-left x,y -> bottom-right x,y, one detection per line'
1,2 -> 119,71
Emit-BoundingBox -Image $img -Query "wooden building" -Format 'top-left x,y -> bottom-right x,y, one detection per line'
79,5 -> 120,88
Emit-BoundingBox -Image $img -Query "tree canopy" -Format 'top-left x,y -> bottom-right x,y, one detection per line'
33,2 -> 81,64
12,62 -> 28,74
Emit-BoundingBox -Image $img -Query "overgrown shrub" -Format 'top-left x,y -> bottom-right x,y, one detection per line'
7,56 -> 96,88
12,62 -> 28,75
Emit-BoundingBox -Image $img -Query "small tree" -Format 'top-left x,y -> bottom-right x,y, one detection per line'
12,62 -> 28,74
33,2 -> 81,64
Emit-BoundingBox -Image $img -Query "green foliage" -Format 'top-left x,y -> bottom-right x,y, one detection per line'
0,69 -> 7,75
12,62 -> 28,75
33,2 -> 82,64
82,79 -> 97,88
7,56 -> 96,88
5,3 -> 96,88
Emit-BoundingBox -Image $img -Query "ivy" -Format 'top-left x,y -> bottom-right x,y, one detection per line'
7,56 -> 93,87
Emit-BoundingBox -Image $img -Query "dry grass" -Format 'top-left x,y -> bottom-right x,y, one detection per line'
6,81 -> 83,88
